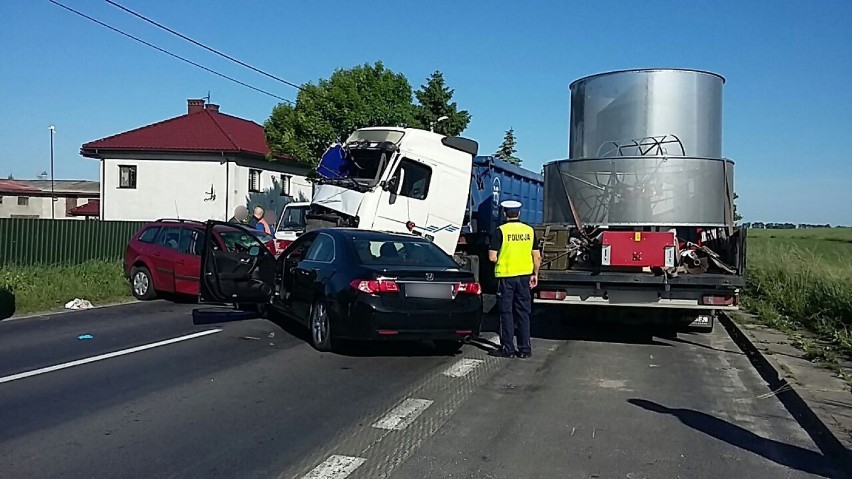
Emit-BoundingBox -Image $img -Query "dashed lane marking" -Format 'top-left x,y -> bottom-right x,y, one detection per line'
301,455 -> 366,479
442,358 -> 485,378
372,398 -> 434,431
0,329 -> 222,385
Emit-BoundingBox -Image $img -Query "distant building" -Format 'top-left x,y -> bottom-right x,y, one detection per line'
0,179 -> 99,219
81,99 -> 313,222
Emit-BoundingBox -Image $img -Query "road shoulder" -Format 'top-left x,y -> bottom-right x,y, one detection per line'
723,312 -> 852,471
2,298 -> 140,322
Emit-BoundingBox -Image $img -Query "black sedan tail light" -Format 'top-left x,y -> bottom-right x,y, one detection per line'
454,282 -> 482,295
350,279 -> 400,294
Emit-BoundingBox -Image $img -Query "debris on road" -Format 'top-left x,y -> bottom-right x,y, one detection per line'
65,298 -> 94,310
77,334 -> 94,340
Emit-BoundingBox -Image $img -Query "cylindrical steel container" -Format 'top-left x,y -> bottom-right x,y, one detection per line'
569,69 -> 725,159
546,68 -> 733,227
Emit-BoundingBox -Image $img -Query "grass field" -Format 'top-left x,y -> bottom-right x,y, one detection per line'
0,261 -> 131,316
744,228 -> 852,359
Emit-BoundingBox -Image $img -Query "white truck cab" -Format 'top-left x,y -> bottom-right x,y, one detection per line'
274,202 -> 309,249
307,127 -> 478,255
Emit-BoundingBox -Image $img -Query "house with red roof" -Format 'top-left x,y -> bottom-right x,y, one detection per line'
81,99 -> 312,222
0,178 -> 99,219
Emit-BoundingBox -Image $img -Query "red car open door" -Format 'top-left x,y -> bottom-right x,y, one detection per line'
192,221 -> 277,324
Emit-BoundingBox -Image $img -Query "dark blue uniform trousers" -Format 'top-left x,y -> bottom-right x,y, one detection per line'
497,275 -> 532,355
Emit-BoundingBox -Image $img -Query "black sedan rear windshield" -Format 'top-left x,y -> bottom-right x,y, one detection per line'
353,239 -> 457,267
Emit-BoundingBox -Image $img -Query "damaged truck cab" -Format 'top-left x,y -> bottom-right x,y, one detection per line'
306,127 -> 479,256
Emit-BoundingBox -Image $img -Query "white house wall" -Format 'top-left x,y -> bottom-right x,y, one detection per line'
101,157 -> 312,222
0,195 -> 91,219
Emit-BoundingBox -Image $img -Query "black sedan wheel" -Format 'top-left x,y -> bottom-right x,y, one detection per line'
310,300 -> 335,352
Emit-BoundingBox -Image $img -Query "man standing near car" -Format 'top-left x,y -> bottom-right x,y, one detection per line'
488,200 -> 541,359
229,205 -> 248,224
250,206 -> 271,234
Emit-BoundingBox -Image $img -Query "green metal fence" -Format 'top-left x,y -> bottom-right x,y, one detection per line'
0,218 -> 146,267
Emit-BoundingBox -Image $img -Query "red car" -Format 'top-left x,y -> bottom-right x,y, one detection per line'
124,219 -> 275,300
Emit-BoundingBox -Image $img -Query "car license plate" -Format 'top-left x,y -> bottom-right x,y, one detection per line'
404,283 -> 453,299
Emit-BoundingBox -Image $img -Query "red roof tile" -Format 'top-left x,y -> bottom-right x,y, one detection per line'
68,199 -> 100,216
81,103 -> 281,159
0,179 -> 41,194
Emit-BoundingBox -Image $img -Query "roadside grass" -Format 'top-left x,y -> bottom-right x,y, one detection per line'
0,261 -> 131,315
744,228 -> 852,363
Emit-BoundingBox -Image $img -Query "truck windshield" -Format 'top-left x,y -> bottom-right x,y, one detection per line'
316,147 -> 392,189
316,129 -> 404,189
347,149 -> 388,182
277,205 -> 307,231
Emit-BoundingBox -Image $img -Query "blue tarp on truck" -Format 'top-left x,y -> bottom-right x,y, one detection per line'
463,155 -> 544,239
458,155 -> 544,295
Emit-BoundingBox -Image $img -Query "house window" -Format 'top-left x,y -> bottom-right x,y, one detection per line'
119,165 -> 137,189
391,158 -> 432,200
17,197 -> 29,206
280,174 -> 292,196
249,169 -> 261,192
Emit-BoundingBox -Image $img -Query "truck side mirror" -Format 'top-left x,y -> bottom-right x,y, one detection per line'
383,176 -> 398,192
395,170 -> 406,195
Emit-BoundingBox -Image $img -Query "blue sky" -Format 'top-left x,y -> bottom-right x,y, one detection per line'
2,0 -> 850,224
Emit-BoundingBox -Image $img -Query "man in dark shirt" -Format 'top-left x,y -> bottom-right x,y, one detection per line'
228,205 -> 248,224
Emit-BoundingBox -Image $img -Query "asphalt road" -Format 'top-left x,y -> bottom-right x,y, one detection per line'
0,302 -> 846,479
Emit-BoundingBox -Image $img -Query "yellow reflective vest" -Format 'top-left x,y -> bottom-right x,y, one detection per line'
494,221 -> 535,278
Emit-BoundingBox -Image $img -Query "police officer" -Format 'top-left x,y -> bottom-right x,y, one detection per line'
488,200 -> 541,359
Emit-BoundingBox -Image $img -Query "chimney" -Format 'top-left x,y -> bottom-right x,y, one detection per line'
205,103 -> 220,113
187,99 -> 205,114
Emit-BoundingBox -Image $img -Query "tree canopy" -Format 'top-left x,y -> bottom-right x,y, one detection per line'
265,64 -> 472,166
494,128 -> 521,165
412,71 -> 471,136
264,61 -> 416,165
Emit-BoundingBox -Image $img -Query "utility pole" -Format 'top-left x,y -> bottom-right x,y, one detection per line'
49,125 -> 56,219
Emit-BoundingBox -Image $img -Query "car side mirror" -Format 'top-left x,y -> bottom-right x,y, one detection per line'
248,245 -> 261,257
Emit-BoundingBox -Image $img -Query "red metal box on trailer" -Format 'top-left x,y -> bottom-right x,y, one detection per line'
601,231 -> 676,268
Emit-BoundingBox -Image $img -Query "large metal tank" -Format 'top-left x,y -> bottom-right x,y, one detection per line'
545,68 -> 734,227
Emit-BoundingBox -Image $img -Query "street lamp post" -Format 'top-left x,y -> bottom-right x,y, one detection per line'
430,115 -> 449,132
49,125 -> 56,219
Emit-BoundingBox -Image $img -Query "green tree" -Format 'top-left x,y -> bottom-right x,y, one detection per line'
265,61 -> 416,165
412,71 -> 471,136
494,128 -> 521,165
733,192 -> 742,222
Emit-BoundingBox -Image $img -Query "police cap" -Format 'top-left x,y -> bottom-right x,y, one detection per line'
500,200 -> 522,214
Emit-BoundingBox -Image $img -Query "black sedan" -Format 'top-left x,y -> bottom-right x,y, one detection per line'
195,222 -> 483,353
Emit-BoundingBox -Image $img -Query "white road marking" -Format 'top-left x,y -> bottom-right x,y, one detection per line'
372,398 -> 434,431
302,455 -> 365,479
0,329 -> 222,384
442,358 -> 484,378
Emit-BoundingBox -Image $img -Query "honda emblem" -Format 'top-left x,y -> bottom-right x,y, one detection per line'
425,273 -> 434,281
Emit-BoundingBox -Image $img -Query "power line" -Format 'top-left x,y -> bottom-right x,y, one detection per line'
47,0 -> 292,103
103,0 -> 311,95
